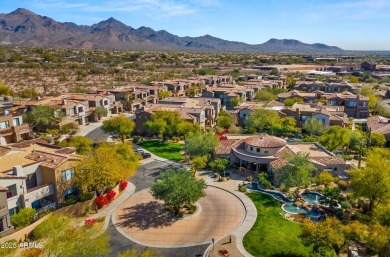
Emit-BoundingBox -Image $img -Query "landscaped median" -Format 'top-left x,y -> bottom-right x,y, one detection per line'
137,140 -> 184,161
243,192 -> 312,257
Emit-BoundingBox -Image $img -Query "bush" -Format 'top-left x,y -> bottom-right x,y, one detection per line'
95,195 -> 107,209
44,135 -> 53,143
119,180 -> 128,191
132,135 -> 141,144
64,195 -> 78,206
246,176 -> 254,182
106,189 -> 116,202
78,192 -> 94,202
96,216 -> 106,222
84,218 -> 97,226
238,186 -> 247,193
340,200 -> 352,210
337,180 -> 349,190
11,208 -> 36,228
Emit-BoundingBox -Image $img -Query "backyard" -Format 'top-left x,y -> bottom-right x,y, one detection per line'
243,192 -> 312,257
137,140 -> 184,161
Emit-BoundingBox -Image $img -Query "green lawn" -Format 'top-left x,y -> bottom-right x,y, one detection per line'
137,140 -> 184,161
243,192 -> 312,257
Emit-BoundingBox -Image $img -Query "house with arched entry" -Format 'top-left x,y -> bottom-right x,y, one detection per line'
215,134 -> 347,184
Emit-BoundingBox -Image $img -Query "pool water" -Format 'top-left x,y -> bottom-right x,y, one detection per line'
246,182 -> 324,218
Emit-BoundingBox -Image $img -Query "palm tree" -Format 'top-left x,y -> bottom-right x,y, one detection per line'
323,186 -> 341,212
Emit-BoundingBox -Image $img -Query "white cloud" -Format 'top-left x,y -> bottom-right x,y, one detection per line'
28,0 -> 204,18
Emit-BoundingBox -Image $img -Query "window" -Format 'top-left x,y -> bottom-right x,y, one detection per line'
0,121 -> 10,129
348,101 -> 356,107
257,148 -> 260,153
250,146 -> 253,151
78,106 -> 84,113
62,169 -> 75,182
13,118 -> 20,126
9,207 -> 19,216
64,188 -> 78,200
6,185 -> 17,199
333,167 -> 338,171
264,149 -> 269,154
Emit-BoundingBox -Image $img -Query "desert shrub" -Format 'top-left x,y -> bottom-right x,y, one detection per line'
132,135 -> 141,144
337,180 -> 349,190
78,192 -> 94,202
238,186 -> 247,193
11,208 -> 36,228
96,216 -> 106,222
64,195 -> 78,206
45,135 -> 53,143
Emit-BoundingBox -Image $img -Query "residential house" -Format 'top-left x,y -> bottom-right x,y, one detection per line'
0,109 -> 32,145
322,92 -> 369,118
215,134 -> 347,185
281,103 -> 349,127
367,116 -> 390,147
0,139 -> 81,236
135,97 -> 221,134
278,90 -> 318,103
361,62 -> 377,71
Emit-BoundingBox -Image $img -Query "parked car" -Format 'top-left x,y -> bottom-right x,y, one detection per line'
134,149 -> 151,159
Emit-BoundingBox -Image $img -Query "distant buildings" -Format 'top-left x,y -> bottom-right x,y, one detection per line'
0,108 -> 32,145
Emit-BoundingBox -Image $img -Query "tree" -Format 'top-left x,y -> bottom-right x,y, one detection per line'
117,249 -> 163,257
348,130 -> 366,152
230,97 -> 241,107
316,171 -> 334,186
320,126 -> 351,152
284,97 -> 304,107
191,155 -> 208,175
216,111 -> 233,128
145,110 -> 199,140
75,143 -> 140,193
95,106 -> 108,120
150,169 -> 207,214
270,68 -> 279,76
350,76 -> 359,83
254,90 -> 277,101
370,132 -> 386,147
11,208 -> 36,228
183,132 -> 219,157
302,118 -> 324,136
300,217 -> 365,256
209,158 -> 229,173
157,90 -> 172,100
60,122 -> 79,135
186,86 -> 200,97
20,88 -> 38,98
34,214 -> 110,257
0,82 -> 12,96
275,153 -> 316,188
350,148 -> 390,214
245,109 -> 298,135
323,186 -> 341,211
102,114 -> 135,143
68,136 -> 93,155
23,105 -> 61,131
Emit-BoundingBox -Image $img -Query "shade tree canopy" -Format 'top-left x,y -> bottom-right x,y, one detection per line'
245,109 -> 298,135
75,143 -> 140,192
150,169 -> 207,214
102,114 -> 135,143
319,126 -> 351,152
183,132 -> 219,157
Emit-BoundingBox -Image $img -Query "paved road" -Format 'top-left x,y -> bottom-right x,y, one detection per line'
107,159 -> 208,257
85,125 -> 110,142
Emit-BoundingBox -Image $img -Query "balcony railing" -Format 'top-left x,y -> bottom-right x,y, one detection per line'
34,202 -> 57,220
24,184 -> 55,204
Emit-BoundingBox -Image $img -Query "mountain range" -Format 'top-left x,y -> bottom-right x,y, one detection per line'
0,8 -> 343,53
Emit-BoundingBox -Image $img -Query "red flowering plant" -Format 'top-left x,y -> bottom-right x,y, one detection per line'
119,179 -> 128,191
95,195 -> 107,208
84,218 -> 97,226
106,189 -> 116,202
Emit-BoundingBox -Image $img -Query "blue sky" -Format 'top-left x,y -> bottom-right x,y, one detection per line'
1,0 -> 390,50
